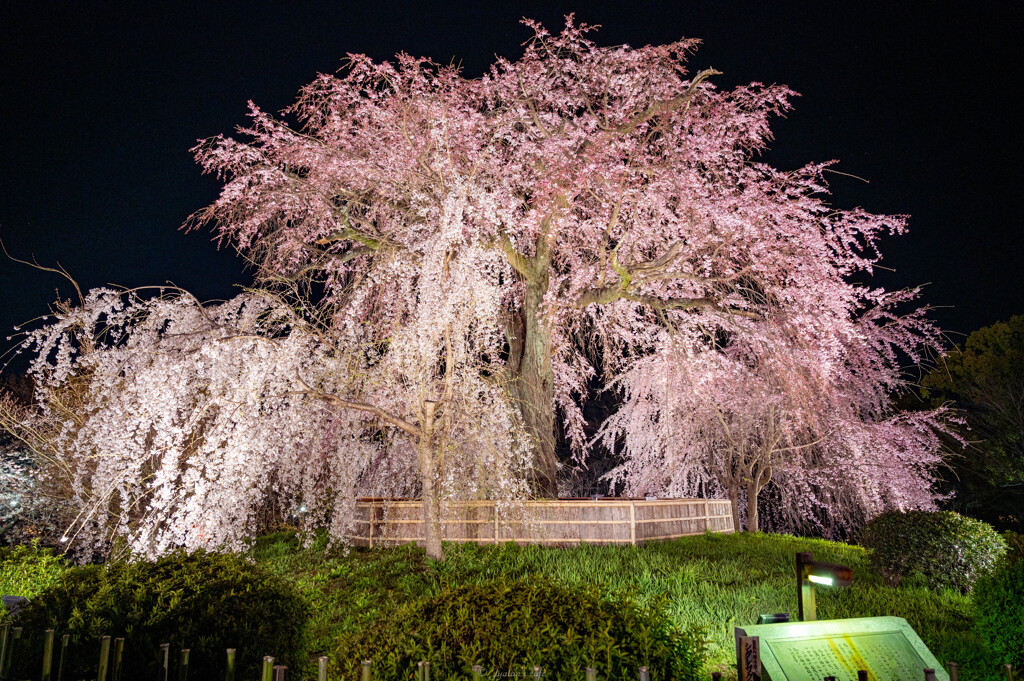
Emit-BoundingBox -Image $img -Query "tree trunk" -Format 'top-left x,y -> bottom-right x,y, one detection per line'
508,279 -> 559,497
727,483 -> 741,534
745,480 -> 760,534
416,401 -> 445,561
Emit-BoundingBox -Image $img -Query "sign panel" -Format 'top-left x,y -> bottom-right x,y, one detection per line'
735,616 -> 948,681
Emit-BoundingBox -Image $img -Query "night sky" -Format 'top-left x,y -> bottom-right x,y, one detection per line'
2,2 -> 1022,374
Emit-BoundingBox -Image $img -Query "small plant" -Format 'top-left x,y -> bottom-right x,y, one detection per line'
973,555 -> 1024,668
335,575 -> 708,680
10,549 -> 308,679
860,510 -> 1007,592
0,541 -> 67,618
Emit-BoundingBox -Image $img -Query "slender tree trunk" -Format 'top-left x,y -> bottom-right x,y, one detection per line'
745,480 -> 760,534
416,401 -> 445,561
508,278 -> 559,497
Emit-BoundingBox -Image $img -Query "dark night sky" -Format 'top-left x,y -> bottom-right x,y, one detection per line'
2,2 -> 1022,374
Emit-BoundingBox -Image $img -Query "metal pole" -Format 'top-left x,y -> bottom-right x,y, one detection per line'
796,552 -> 816,622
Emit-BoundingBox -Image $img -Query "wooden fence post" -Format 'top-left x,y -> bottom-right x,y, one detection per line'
112,638 -> 124,681
159,643 -> 170,681
5,626 -> 21,679
272,665 -> 287,681
947,661 -> 960,681
58,633 -> 69,681
97,635 -> 111,681
736,636 -> 760,681
638,666 -> 649,680
924,669 -> 937,681
41,629 -> 55,681
178,648 -> 190,681
0,624 -> 8,679
318,656 -> 328,681
360,659 -> 372,681
225,648 -> 236,681
586,667 -> 597,681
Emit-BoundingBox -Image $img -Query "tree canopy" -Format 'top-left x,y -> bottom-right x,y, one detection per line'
8,18 -> 953,557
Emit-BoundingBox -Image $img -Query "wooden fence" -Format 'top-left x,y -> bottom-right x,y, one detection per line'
0,627 -> 1013,681
345,497 -> 735,548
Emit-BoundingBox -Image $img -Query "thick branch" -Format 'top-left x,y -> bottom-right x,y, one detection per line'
609,68 -> 722,135
290,375 -> 421,438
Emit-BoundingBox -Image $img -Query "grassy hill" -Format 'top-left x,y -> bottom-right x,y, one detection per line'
249,531 -> 998,679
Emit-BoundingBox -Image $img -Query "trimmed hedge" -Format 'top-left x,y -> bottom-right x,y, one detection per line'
10,549 -> 308,679
336,576 -> 708,680
860,510 -> 1007,592
0,541 -> 67,604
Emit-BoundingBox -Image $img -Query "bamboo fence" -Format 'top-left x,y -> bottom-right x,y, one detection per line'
345,497 -> 735,548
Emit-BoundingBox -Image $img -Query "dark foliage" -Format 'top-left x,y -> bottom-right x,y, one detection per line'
10,549 -> 308,679
860,510 -> 1007,592
335,575 -> 707,680
973,548 -> 1024,668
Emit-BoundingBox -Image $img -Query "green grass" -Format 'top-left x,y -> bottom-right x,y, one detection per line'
2,532 -> 1004,679
247,531 -> 1000,679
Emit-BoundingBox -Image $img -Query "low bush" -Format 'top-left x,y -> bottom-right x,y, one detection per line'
10,549 -> 308,679
860,510 -> 1007,592
0,541 -> 67,605
973,556 -> 1024,668
335,575 -> 708,680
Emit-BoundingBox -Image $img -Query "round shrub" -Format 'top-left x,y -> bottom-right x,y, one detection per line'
973,557 -> 1024,667
860,510 -> 1007,592
336,576 -> 707,680
11,549 -> 308,680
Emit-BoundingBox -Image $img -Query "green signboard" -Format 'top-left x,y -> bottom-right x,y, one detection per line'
735,616 -> 948,681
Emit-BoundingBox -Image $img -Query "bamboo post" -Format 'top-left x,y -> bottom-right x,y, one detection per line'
318,656 -> 328,681
97,636 -> 111,681
57,634 -> 68,681
0,624 -> 8,679
471,665 -> 483,681
41,629 -> 55,681
639,666 -> 649,681
1004,663 -> 1015,681
178,648 -> 190,681
112,637 -> 124,681
360,659 -> 372,681
159,644 -> 170,681
7,627 -> 21,679
272,665 -> 286,681
416,661 -> 423,681
532,666 -> 542,679
629,502 -> 636,545
586,667 -> 597,681
424,660 -> 430,680
261,657 -> 275,681
225,649 -> 236,681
